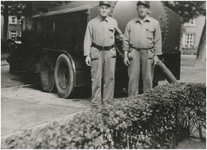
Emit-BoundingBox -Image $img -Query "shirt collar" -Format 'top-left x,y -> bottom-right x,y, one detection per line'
97,15 -> 109,22
135,15 -> 150,24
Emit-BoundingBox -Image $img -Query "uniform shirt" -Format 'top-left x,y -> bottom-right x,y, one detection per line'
123,15 -> 162,55
84,15 -> 123,56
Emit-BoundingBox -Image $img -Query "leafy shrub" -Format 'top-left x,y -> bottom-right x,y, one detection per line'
1,83 -> 206,149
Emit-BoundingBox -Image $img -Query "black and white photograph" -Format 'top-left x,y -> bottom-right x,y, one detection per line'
1,1 -> 206,149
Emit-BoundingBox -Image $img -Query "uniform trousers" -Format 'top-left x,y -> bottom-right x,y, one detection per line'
90,47 -> 116,107
128,48 -> 155,96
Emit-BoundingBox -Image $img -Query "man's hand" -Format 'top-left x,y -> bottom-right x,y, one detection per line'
154,55 -> 160,65
85,56 -> 91,66
124,56 -> 130,66
123,51 -> 130,66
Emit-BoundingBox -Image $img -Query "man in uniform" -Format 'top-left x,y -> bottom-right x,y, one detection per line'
123,1 -> 162,97
84,1 -> 123,108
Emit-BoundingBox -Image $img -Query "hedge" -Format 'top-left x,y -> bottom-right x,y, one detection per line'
1,82 -> 206,149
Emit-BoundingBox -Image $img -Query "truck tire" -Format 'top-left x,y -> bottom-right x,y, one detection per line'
40,56 -> 55,92
54,54 -> 74,98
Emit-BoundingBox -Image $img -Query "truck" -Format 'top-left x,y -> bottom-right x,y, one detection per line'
7,1 -> 181,98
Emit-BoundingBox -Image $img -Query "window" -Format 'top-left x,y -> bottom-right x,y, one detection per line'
9,16 -> 17,25
9,31 -> 17,40
39,19 -> 55,46
183,33 -> 196,48
55,17 -> 77,46
184,18 -> 196,26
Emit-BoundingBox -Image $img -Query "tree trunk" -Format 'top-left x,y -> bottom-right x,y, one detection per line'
196,20 -> 206,62
26,1 -> 33,17
2,3 -> 8,42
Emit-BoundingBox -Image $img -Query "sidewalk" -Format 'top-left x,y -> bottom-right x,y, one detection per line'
1,105 -> 91,140
1,84 -> 92,138
181,54 -> 206,69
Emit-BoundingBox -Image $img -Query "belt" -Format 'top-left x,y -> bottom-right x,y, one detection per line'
130,46 -> 154,51
92,43 -> 114,51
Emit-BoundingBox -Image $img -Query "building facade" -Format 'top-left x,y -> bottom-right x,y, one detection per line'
181,16 -> 206,54
1,2 -> 62,41
8,15 -> 22,40
1,15 -> 23,41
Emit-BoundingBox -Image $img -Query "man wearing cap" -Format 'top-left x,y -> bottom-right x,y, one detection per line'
123,1 -> 162,96
84,1 -> 123,108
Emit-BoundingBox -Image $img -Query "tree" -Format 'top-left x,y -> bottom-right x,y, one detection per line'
1,1 -> 67,42
1,1 -> 29,42
163,1 -> 206,62
196,22 -> 206,62
1,1 -> 11,42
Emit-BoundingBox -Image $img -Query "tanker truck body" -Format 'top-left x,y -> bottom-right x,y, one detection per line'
9,1 -> 181,98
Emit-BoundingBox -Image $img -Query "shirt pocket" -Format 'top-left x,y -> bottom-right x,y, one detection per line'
109,28 -> 115,38
90,47 -> 99,60
146,28 -> 154,40
110,47 -> 116,58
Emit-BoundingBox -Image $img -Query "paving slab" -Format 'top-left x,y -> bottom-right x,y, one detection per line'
1,85 -> 92,138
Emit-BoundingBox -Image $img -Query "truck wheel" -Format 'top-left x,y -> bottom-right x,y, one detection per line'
40,56 -> 55,92
54,54 -> 74,98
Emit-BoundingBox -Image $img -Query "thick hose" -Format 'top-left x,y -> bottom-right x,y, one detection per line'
156,61 -> 178,83
115,44 -> 178,83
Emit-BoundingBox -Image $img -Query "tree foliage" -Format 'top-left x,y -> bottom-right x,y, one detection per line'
163,1 -> 206,62
1,1 -> 68,42
163,1 -> 206,22
1,1 -> 68,18
1,1 -> 27,18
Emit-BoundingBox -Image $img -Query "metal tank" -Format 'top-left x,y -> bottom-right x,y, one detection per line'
78,1 -> 181,90
110,1 -> 181,84
7,1 -> 182,98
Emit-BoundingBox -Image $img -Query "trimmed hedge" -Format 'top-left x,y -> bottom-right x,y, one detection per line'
1,83 -> 206,149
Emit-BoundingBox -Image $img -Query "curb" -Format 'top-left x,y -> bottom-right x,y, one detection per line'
2,84 -> 37,89
181,66 -> 206,70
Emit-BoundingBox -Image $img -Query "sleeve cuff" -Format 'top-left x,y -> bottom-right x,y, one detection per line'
123,46 -> 130,51
84,52 -> 90,57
